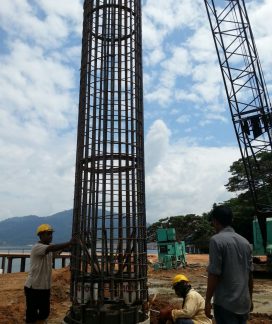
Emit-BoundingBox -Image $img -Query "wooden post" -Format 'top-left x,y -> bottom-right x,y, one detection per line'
52,258 -> 56,269
1,256 -> 6,274
7,257 -> 13,273
20,257 -> 26,272
62,257 -> 66,268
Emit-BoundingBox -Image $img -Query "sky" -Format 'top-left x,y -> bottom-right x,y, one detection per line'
0,0 -> 272,223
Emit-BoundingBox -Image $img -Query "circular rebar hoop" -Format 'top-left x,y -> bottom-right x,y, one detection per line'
70,0 -> 148,321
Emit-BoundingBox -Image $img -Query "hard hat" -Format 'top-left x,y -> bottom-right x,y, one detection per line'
172,274 -> 189,286
36,224 -> 54,235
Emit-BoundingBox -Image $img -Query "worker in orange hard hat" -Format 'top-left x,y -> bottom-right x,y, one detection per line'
24,224 -> 78,324
159,274 -> 212,324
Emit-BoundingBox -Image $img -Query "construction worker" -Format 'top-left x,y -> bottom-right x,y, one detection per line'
205,205 -> 253,324
159,274 -> 212,324
24,224 -> 77,324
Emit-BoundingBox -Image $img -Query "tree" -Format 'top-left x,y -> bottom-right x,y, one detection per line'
147,214 -> 214,251
223,151 -> 272,242
226,152 -> 272,204
147,152 -> 272,247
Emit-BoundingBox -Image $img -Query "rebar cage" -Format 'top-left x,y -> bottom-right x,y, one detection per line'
69,0 -> 148,321
204,0 -> 272,247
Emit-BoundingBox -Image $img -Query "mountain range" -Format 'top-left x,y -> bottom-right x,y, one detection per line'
0,210 -> 151,246
0,210 -> 73,246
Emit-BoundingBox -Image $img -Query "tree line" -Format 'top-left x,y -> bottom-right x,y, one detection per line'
147,152 -> 272,250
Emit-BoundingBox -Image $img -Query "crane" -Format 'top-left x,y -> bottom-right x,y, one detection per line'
204,0 -> 272,266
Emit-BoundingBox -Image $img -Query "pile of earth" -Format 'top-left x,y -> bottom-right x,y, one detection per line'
0,254 -> 271,323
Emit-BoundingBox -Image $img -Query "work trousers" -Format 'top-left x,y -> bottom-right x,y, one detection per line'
175,319 -> 194,324
158,319 -> 193,324
24,286 -> 50,323
214,304 -> 248,324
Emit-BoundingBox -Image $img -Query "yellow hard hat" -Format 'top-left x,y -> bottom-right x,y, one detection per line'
36,224 -> 54,235
172,274 -> 189,286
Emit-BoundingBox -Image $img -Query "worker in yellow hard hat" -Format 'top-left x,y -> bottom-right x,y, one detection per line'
36,223 -> 54,235
24,224 -> 77,324
159,274 -> 212,324
172,274 -> 189,287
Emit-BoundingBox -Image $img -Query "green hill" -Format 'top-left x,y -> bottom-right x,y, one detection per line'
0,210 -> 73,246
0,209 -> 118,246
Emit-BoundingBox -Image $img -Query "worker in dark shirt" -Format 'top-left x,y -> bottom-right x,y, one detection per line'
205,205 -> 253,324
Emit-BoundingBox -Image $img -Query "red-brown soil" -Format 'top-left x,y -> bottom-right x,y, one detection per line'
0,254 -> 271,323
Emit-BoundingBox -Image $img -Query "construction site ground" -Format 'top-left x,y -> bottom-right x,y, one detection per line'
0,254 -> 271,324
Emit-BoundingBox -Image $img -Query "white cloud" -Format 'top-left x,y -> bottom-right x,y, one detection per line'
142,15 -> 166,51
35,0 -> 82,24
0,0 -> 271,223
145,120 -> 171,172
143,0 -> 272,125
0,1 -> 80,220
145,87 -> 173,106
248,0 -> 272,80
145,46 -> 193,106
176,114 -> 190,124
145,120 -> 241,223
249,0 -> 272,39
0,0 -> 82,48
161,47 -> 192,78
0,41 -> 76,128
142,0 -> 226,122
175,90 -> 201,104
185,26 -> 216,63
142,0 -> 204,65
0,109 -> 76,219
144,48 -> 166,66
192,82 -> 221,104
143,0 -> 203,31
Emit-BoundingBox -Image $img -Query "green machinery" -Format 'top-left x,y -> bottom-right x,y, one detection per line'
253,218 -> 272,257
154,228 -> 186,270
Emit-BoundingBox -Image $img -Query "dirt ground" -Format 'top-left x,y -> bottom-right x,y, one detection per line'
148,255 -> 272,324
0,254 -> 271,324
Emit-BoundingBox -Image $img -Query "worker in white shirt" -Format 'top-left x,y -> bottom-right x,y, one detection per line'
24,224 -> 77,324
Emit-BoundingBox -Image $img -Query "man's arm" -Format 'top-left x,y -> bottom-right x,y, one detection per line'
248,272 -> 253,311
46,237 -> 77,253
205,273 -> 220,318
205,238 -> 222,319
248,244 -> 254,311
46,241 -> 71,253
171,292 -> 200,322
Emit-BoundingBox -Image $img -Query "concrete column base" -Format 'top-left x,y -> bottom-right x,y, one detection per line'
63,304 -> 149,324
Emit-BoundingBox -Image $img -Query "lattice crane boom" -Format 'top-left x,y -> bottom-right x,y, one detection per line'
204,0 -> 272,251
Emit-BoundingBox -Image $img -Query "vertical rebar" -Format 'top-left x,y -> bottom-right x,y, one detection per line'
68,0 -> 148,323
